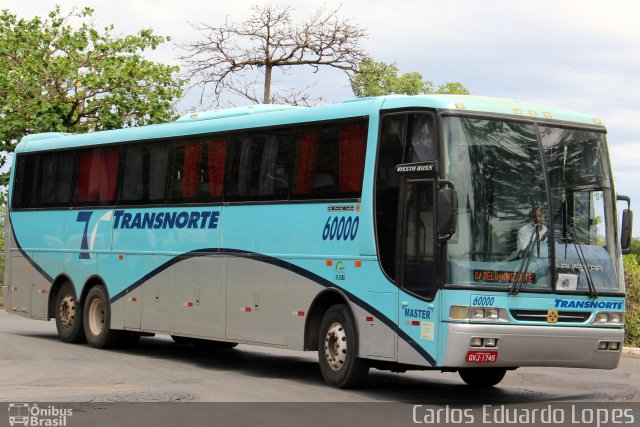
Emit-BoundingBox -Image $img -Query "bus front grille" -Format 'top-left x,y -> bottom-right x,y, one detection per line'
509,310 -> 591,323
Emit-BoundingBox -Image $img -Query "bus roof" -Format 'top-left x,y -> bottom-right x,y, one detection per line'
16,95 -> 604,153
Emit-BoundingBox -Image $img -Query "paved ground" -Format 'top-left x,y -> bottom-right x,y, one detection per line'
1,310 -> 639,403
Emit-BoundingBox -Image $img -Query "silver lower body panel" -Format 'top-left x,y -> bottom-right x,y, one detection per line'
444,323 -> 623,369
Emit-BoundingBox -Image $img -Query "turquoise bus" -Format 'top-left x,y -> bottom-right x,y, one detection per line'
3,95 -> 632,388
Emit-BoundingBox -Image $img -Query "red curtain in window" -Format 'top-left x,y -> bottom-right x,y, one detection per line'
207,139 -> 228,197
294,130 -> 319,194
76,150 -> 99,202
99,147 -> 119,203
339,125 -> 367,193
182,142 -> 203,198
75,147 -> 119,203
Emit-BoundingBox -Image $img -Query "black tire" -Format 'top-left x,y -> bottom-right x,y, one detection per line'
82,285 -> 122,349
54,282 -> 85,343
317,304 -> 369,388
458,368 -> 507,388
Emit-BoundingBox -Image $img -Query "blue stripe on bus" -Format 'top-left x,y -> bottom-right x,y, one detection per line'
109,247 -> 436,366
9,220 -> 54,284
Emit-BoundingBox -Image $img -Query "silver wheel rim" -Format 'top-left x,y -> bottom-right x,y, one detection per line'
88,298 -> 105,336
58,294 -> 76,328
324,321 -> 347,371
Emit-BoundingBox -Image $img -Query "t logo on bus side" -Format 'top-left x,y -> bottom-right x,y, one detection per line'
76,211 -> 93,259
76,211 -> 113,259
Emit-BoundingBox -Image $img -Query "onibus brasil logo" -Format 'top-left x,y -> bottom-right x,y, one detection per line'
8,403 -> 72,426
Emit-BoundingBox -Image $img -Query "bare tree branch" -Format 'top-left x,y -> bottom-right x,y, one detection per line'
178,4 -> 367,105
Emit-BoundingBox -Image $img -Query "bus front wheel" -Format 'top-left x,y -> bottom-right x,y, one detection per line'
54,282 -> 85,343
317,304 -> 369,388
83,285 -> 122,349
458,368 -> 506,387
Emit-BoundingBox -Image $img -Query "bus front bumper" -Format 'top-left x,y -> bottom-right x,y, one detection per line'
444,323 -> 624,369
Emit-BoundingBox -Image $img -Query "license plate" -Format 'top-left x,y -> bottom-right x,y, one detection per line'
466,351 -> 498,363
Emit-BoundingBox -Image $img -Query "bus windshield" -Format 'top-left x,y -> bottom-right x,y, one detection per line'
444,117 -> 621,293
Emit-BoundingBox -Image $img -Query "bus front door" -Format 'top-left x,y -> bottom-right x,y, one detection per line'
397,179 -> 439,366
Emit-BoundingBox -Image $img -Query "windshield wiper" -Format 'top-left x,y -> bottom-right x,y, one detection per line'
509,224 -> 542,295
563,225 -> 598,299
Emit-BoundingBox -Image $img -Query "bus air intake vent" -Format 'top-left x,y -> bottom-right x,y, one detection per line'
509,310 -> 591,323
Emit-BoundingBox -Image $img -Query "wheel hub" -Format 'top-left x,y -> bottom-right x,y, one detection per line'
324,321 -> 347,371
58,294 -> 76,328
88,298 -> 105,336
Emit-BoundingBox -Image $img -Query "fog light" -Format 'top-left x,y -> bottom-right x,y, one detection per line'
487,309 -> 500,320
470,337 -> 483,347
471,308 -> 485,319
594,313 -> 609,323
597,341 -> 608,350
609,342 -> 620,351
483,338 -> 497,347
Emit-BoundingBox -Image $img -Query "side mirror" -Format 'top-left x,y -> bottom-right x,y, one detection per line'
437,185 -> 458,241
617,194 -> 633,254
621,209 -> 633,254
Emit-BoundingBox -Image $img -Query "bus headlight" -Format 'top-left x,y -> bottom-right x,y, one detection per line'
594,313 -> 609,323
609,313 -> 624,324
487,308 -> 500,320
449,305 -> 509,322
471,308 -> 485,319
593,312 -> 624,325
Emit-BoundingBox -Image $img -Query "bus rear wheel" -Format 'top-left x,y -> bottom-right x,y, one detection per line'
54,282 -> 85,343
458,368 -> 506,387
317,304 -> 369,388
83,285 -> 122,349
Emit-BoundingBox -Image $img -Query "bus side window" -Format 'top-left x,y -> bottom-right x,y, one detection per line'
225,129 -> 292,201
120,143 -> 170,204
169,138 -> 227,203
12,156 -> 32,209
339,125 -> 367,194
13,151 -> 75,209
292,120 -> 367,199
406,114 -> 436,162
74,147 -> 119,205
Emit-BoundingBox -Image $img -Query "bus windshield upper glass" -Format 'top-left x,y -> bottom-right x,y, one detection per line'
444,116 -> 621,293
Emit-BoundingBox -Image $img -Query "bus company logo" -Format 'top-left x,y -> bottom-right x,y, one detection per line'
113,210 -> 220,230
334,261 -> 346,281
547,310 -> 559,323
8,403 -> 73,426
553,299 -> 624,310
75,210 -> 221,259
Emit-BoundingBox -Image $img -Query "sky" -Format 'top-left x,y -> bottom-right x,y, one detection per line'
4,0 -> 640,234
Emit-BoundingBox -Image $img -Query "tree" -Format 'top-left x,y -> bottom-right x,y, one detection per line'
350,58 -> 470,98
0,6 -> 183,183
179,4 -> 368,106
624,237 -> 640,347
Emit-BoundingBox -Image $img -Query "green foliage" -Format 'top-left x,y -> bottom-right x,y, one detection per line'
0,6 -> 183,183
0,194 -> 4,304
350,59 -> 470,98
624,238 -> 640,347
